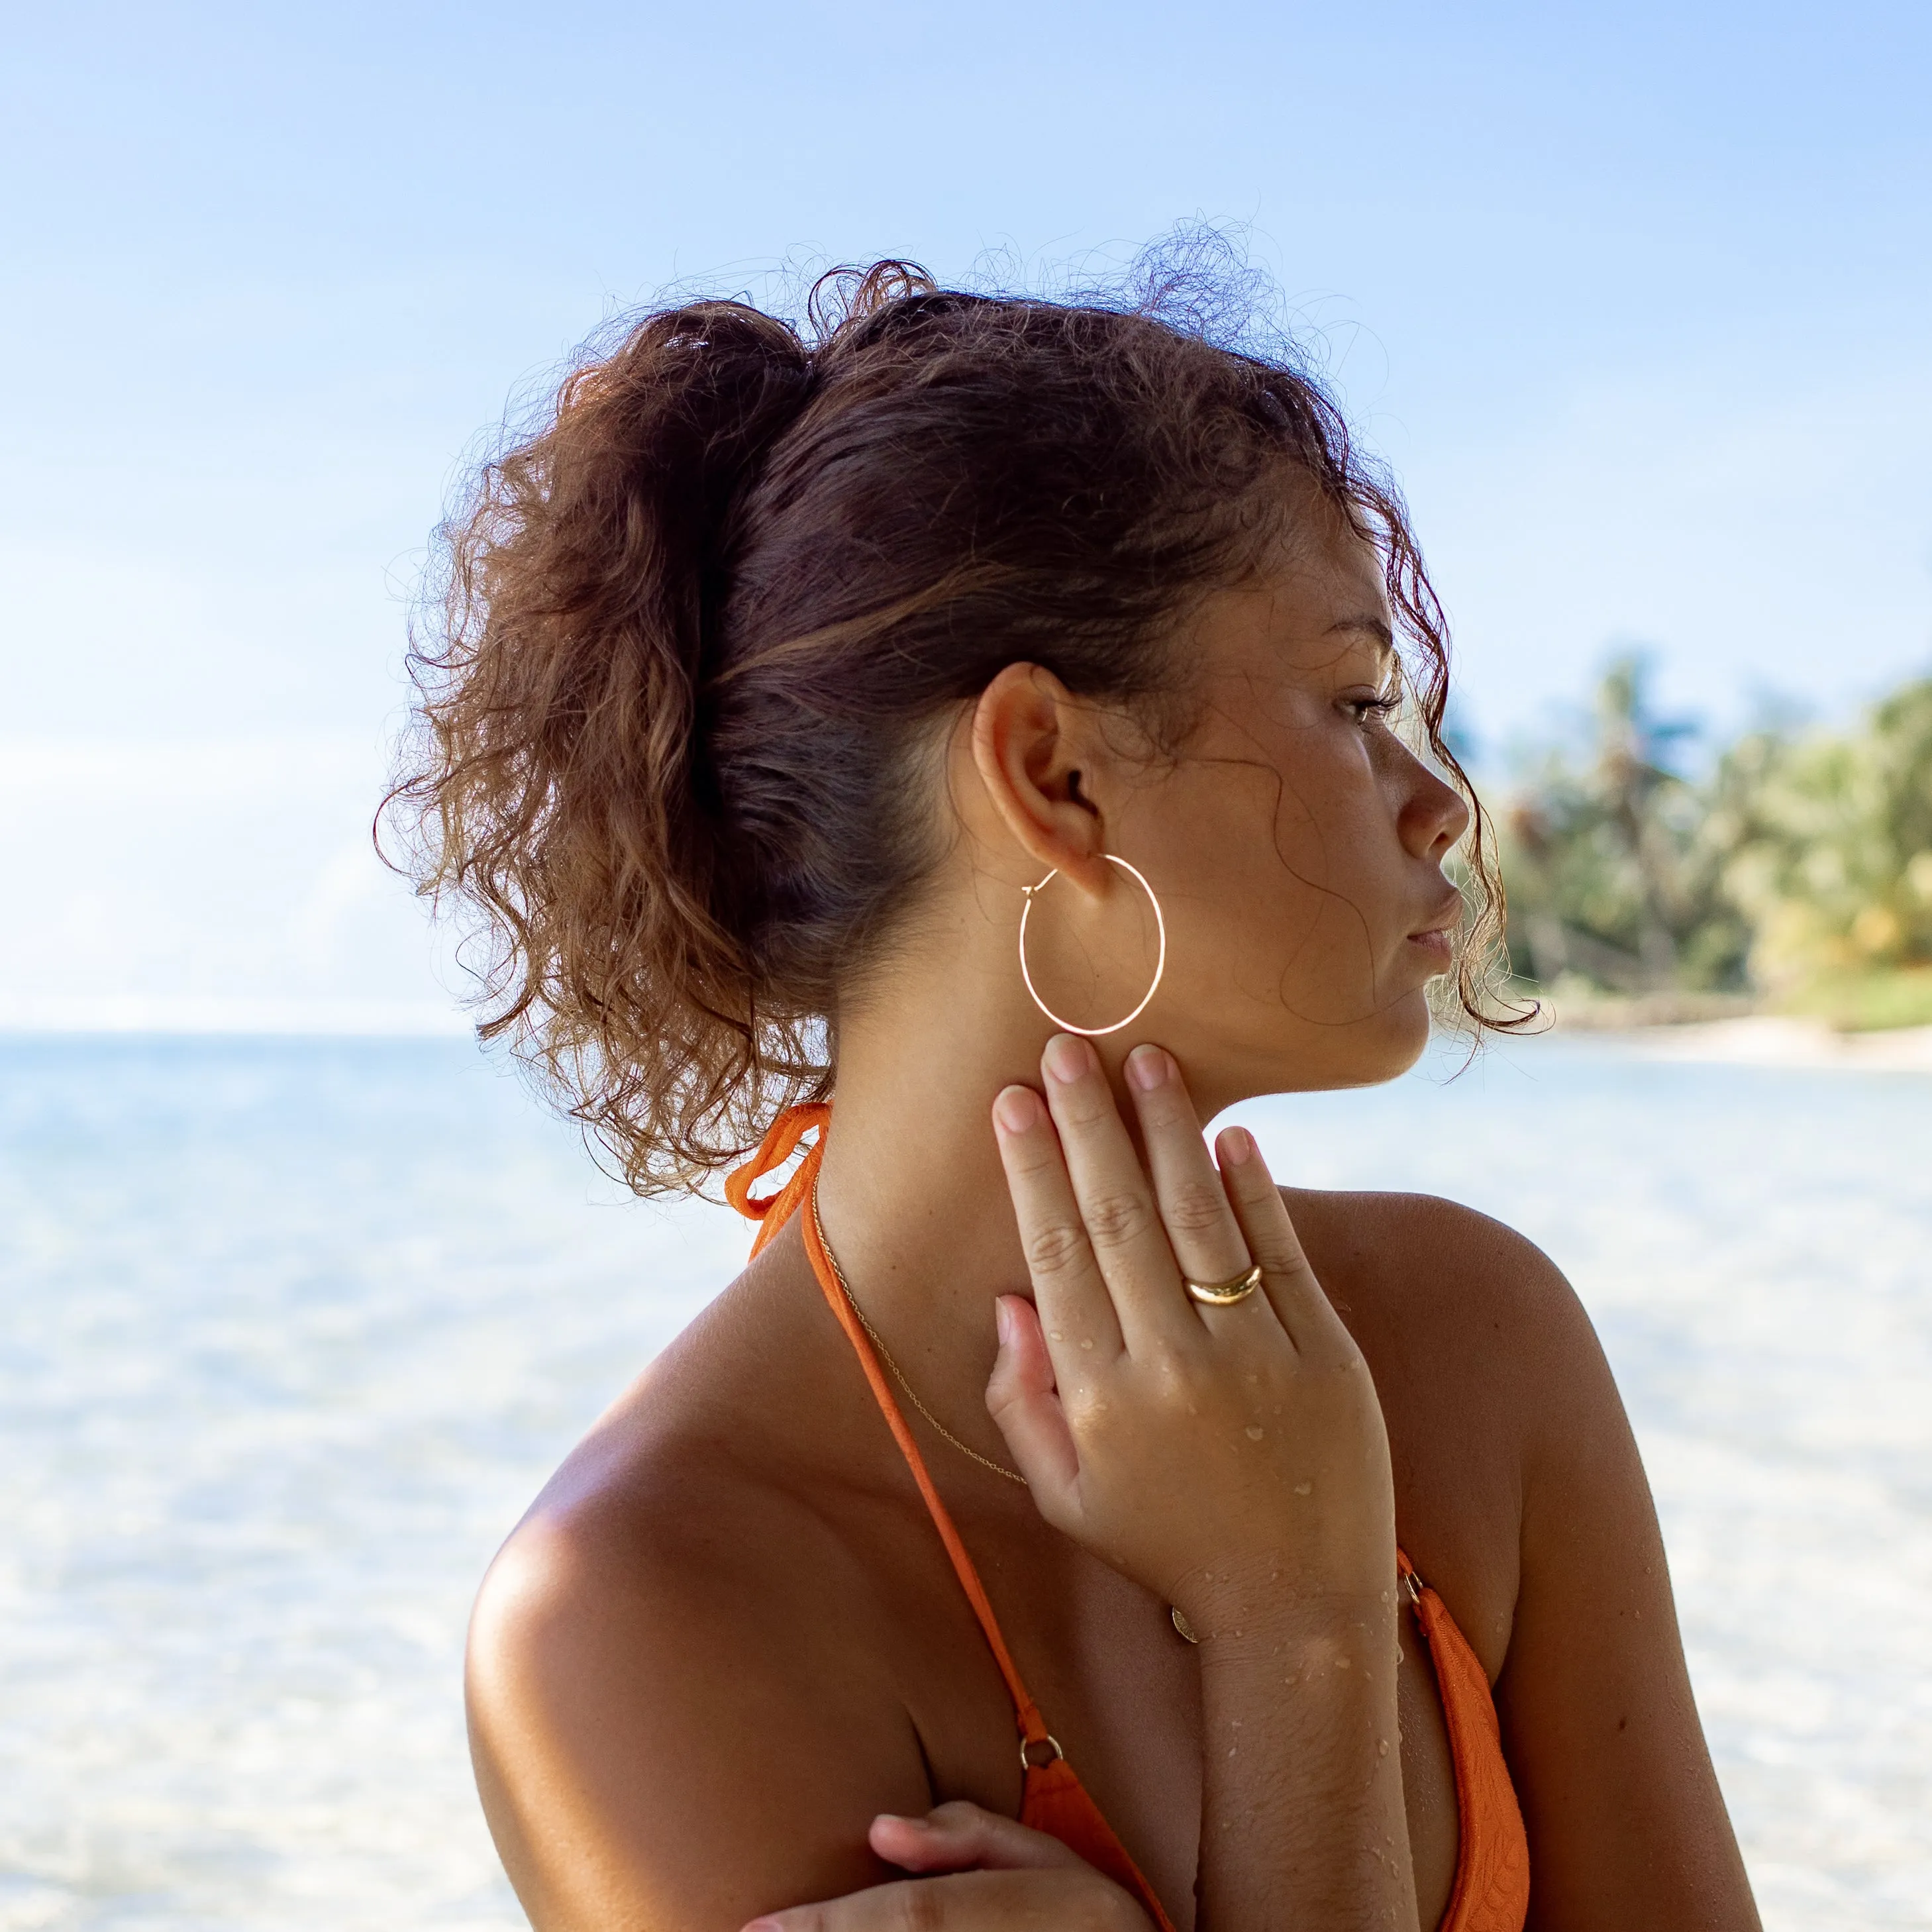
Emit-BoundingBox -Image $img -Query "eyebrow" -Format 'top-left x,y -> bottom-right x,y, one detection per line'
1326,614 -> 1396,658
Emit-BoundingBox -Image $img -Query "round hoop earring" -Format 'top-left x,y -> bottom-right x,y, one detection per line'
1017,855 -> 1167,1038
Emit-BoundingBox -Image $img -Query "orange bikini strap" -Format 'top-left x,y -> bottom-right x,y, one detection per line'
724,1103 -> 833,1259
726,1104 -> 1053,1750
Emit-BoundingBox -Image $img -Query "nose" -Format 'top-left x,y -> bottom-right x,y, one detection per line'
1399,752 -> 1470,862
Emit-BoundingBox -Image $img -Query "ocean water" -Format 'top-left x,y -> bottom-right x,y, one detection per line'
1,1034 -> 1927,1930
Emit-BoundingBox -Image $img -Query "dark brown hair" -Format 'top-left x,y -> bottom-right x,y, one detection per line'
385,248 -> 1509,1197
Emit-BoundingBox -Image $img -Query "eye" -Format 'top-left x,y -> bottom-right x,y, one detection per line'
1346,691 -> 1403,726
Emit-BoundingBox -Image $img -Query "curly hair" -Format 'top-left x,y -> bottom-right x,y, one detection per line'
383,249 -> 1513,1197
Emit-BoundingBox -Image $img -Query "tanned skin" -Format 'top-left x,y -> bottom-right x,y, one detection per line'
463,521 -> 1762,1932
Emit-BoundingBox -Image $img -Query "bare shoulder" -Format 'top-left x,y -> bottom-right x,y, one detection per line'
1284,1183 -> 1609,1416
470,1264 -> 835,1660
464,1263 -> 927,1929
1290,1195 -> 1759,1925
1282,1184 -> 1618,1671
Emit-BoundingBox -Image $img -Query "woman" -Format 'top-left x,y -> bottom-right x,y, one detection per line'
392,259 -> 1761,1931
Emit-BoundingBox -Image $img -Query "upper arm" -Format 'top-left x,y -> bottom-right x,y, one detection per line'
465,1494 -> 931,1932
1484,1238 -> 1760,1932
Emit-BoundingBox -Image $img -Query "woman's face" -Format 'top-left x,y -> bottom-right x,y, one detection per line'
1090,524 -> 1470,1103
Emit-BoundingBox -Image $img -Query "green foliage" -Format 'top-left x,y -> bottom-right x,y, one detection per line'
1500,660 -> 1932,1026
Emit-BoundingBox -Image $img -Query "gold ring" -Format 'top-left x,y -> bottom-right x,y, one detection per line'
1184,1262 -> 1262,1307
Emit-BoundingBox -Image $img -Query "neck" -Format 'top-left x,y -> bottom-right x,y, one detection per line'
811,966 -> 1046,1474
813,935 -> 1219,1481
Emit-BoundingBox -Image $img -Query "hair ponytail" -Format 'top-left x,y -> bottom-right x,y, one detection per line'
389,297 -> 821,1174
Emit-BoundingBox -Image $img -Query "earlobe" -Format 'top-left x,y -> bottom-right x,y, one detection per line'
970,663 -> 1109,893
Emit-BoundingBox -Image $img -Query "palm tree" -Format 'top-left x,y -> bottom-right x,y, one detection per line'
1501,653 -> 1721,993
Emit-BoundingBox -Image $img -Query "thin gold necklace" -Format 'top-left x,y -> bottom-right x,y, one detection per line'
810,1182 -> 1029,1488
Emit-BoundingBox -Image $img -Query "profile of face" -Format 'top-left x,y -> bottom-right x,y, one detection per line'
943,517 -> 1471,1110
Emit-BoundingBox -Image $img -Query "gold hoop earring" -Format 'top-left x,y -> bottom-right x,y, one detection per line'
1017,856 -> 1167,1037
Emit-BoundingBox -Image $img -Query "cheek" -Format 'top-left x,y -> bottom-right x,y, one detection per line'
1177,745 -> 1407,992
1239,738 -> 1388,899
1152,756 -> 1343,950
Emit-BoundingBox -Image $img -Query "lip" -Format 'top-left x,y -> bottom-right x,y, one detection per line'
1405,896 -> 1463,959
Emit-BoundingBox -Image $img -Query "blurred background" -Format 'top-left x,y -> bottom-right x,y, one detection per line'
3,2 -> 1928,1928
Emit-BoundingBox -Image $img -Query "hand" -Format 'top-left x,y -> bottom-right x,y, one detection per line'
986,1035 -> 1397,1629
742,1803 -> 1152,1932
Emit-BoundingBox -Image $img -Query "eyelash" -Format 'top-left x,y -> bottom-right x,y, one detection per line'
1348,693 -> 1403,724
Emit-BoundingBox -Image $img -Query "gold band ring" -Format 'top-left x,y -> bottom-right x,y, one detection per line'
1184,1262 -> 1263,1307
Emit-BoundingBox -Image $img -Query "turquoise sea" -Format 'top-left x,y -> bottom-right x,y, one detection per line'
2,1034 -> 1927,1930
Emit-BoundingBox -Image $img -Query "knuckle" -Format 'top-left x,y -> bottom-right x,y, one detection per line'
1007,1125 -> 1072,1171
1057,1082 -> 1115,1127
1163,1176 -> 1231,1237
1142,1339 -> 1198,1401
1024,1220 -> 1088,1277
1062,1381 -> 1111,1431
897,1882 -> 948,1932
1082,1188 -> 1153,1248
1090,1890 -> 1145,1932
1257,1239 -> 1313,1280
983,1363 -> 1023,1415
1058,1874 -> 1142,1932
925,1800 -> 983,1832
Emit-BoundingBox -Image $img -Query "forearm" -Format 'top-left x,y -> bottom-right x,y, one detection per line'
1194,1590 -> 1419,1932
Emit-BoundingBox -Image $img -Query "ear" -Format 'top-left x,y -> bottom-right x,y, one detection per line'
969,664 -> 1111,897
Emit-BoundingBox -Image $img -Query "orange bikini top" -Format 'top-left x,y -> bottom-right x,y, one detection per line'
729,1105 -> 1529,1932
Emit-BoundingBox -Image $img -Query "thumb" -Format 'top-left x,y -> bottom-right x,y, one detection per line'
870,1802 -> 1092,1874
986,1295 -> 1080,1501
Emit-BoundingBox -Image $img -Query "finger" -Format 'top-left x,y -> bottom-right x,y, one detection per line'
1039,1033 -> 1189,1348
993,1082 -> 1124,1364
1215,1126 -> 1352,1359
870,1801 -> 1091,1874
984,1296 -> 1082,1503
1122,1045 -> 1261,1319
747,1870 -> 1139,1932
744,1882 -> 909,1932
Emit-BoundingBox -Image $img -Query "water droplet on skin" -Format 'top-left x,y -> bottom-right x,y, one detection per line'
1245,1425 -> 1264,1441
1378,1738 -> 1390,1756
1294,1481 -> 1313,1496
1080,1337 -> 1093,1350
1048,1331 -> 1063,1342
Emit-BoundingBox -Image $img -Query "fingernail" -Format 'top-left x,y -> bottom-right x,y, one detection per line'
1219,1125 -> 1256,1165
994,1297 -> 1015,1349
1044,1033 -> 1093,1084
1125,1044 -> 1169,1092
993,1085 -> 1041,1135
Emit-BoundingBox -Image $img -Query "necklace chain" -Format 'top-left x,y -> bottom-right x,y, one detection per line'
810,1184 -> 1029,1487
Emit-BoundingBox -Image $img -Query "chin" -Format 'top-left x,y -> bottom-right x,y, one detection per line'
1268,987 -> 1433,1093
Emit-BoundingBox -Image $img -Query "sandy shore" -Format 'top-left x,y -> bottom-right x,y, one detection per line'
1583,1014 -> 1932,1073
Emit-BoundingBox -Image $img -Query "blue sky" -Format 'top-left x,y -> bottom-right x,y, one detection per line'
3,0 -> 1929,1017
